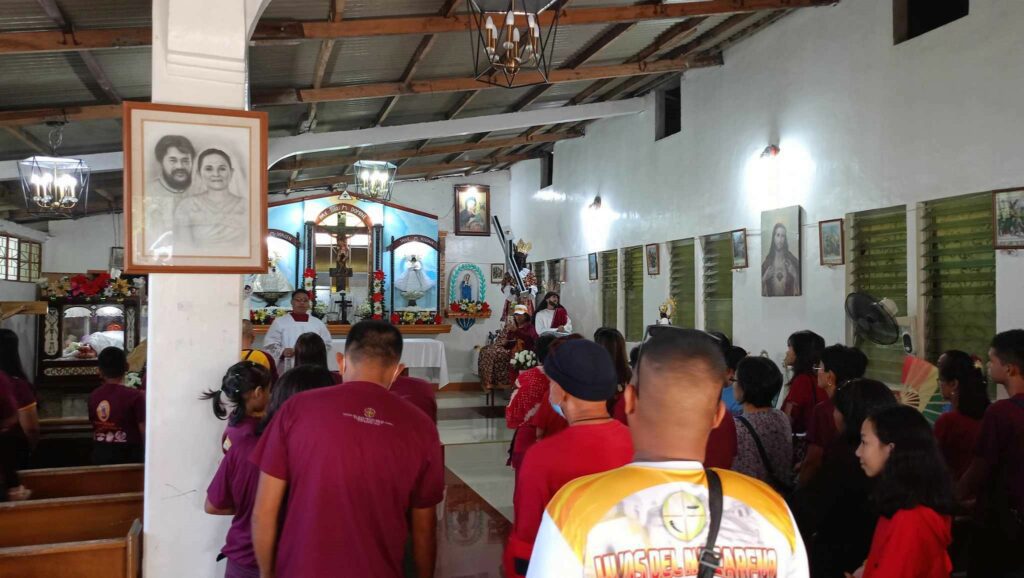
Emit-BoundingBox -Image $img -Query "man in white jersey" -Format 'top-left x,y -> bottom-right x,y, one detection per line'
528,327 -> 809,578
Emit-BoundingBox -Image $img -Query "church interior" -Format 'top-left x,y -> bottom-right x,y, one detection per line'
0,0 -> 1023,576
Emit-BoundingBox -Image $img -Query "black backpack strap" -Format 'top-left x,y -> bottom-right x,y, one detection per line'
699,468 -> 723,578
736,415 -> 785,490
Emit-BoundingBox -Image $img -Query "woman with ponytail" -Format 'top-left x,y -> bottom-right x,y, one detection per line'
202,362 -> 271,453
934,350 -> 990,481
202,361 -> 271,578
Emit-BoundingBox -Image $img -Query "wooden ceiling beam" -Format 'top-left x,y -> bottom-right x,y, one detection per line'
3,126 -> 49,154
271,129 -> 581,171
34,0 -> 123,104
0,1 -> 836,54
0,104 -> 123,128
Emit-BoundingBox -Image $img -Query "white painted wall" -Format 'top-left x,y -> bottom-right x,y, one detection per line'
42,213 -> 123,273
510,0 -> 1024,364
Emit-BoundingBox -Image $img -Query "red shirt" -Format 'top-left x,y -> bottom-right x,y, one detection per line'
88,382 -> 146,445
862,506 -> 952,578
784,373 -> 826,434
974,394 -> 1024,512
507,368 -> 549,429
251,381 -> 444,578
511,421 -> 633,551
933,409 -> 982,480
807,397 -> 837,449
207,417 -> 261,570
705,412 -> 737,469
390,376 -> 437,423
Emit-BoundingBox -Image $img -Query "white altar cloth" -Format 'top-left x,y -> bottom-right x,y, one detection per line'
330,337 -> 448,387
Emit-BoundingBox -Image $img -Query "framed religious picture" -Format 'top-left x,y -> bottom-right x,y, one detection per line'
645,243 -> 660,276
123,101 -> 268,273
454,184 -> 490,236
819,218 -> 845,265
490,263 -> 505,283
993,188 -> 1024,249
588,253 -> 598,281
761,205 -> 802,297
730,229 -> 748,269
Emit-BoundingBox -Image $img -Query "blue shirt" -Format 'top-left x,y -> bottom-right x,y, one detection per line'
722,384 -> 743,415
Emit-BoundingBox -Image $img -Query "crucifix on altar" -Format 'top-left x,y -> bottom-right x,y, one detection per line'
319,213 -> 364,324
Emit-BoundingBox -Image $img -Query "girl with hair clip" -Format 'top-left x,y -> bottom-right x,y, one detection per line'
202,361 -> 272,578
934,350 -> 990,481
202,362 -> 271,454
852,405 -> 954,578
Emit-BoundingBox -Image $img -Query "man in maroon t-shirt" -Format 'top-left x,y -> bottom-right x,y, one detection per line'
88,347 -> 145,465
506,339 -> 634,578
959,329 -> 1024,577
251,321 -> 444,578
390,374 -> 437,423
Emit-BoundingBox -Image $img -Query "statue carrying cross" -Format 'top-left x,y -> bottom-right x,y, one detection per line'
319,214 -> 363,292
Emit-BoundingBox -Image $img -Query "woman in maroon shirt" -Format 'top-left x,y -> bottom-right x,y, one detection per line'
854,405 -> 954,578
594,327 -> 632,424
202,361 -> 271,453
933,350 -> 989,481
782,330 -> 826,435
0,329 -> 39,470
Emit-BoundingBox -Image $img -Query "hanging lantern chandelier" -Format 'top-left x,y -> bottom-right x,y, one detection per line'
468,0 -> 560,88
17,122 -> 90,219
351,160 -> 397,202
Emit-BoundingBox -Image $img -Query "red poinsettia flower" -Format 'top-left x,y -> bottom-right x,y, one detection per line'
481,302 -> 490,311
450,303 -> 460,312
434,315 -> 443,324
372,293 -> 383,303
372,314 -> 382,320
390,313 -> 399,324
373,271 -> 385,281
303,268 -> 317,279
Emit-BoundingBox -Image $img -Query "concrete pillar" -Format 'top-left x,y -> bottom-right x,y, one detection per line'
144,1 -> 271,576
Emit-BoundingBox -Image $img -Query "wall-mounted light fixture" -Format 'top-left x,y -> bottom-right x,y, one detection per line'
588,195 -> 602,210
761,144 -> 781,159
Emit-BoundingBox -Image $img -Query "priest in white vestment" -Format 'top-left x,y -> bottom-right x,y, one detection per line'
263,290 -> 334,371
534,291 -> 572,334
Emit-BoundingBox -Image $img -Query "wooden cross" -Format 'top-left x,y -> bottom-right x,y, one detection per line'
336,291 -> 354,325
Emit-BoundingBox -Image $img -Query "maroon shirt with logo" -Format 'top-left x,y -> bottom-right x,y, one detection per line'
207,417 -> 261,571
251,381 -> 444,578
88,382 -> 146,445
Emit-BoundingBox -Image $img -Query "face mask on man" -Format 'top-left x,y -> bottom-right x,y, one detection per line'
550,398 -> 565,419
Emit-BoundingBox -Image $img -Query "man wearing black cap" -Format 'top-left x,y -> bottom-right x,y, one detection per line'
527,328 -> 808,577
504,338 -> 634,578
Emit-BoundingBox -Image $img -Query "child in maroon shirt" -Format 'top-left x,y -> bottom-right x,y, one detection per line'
88,348 -> 145,465
506,339 -> 634,578
800,344 -> 867,487
933,350 -> 989,481
855,405 -> 954,578
205,364 -> 333,578
781,330 -> 826,435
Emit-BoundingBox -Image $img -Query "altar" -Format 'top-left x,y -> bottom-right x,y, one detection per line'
329,337 -> 449,387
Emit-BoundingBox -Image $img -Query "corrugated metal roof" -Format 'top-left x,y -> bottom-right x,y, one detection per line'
250,43 -> 322,89
583,18 -> 689,65
343,0 -> 446,19
315,97 -> 392,131
382,92 -> 463,124
0,0 -> 61,32
327,35 -> 426,85
0,131 -> 37,162
266,104 -> 310,136
462,84 -> 538,115
261,0 -> 332,21
91,47 -> 152,100
57,0 -> 151,29
22,119 -> 123,157
0,53 -> 96,108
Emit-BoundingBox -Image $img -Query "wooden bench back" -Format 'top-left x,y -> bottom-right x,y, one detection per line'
0,518 -> 141,578
0,492 -> 143,548
20,464 -> 144,499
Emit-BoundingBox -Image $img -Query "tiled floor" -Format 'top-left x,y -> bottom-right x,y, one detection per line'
436,392 -> 517,577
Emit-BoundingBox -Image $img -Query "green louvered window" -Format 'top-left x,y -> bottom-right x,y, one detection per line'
624,246 -> 645,341
669,239 -> 696,328
702,233 -> 733,338
849,206 -> 908,386
922,193 -> 995,363
601,250 -> 618,330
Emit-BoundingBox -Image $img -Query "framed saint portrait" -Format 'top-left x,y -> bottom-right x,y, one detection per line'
645,244 -> 660,276
819,219 -> 845,266
730,229 -> 748,269
994,188 -> 1024,249
588,253 -> 599,281
123,101 -> 268,273
761,205 -> 802,297
490,263 -> 505,284
454,184 -> 490,236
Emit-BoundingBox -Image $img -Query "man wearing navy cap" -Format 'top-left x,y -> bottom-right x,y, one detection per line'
504,338 -> 634,578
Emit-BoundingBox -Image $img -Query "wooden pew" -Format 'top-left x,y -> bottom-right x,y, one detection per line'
0,492 -> 143,548
20,464 -> 144,500
32,418 -> 95,468
0,518 -> 141,578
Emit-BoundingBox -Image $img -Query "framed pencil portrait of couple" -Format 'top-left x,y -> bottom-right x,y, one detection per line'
123,101 -> 268,274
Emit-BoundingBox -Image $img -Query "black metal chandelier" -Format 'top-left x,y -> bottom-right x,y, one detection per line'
467,0 -> 560,88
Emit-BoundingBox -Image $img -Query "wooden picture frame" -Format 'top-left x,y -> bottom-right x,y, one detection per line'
993,188 -> 1024,249
730,229 -> 748,269
123,101 -> 268,273
489,263 -> 505,283
453,184 -> 491,236
645,243 -> 660,276
588,253 -> 598,280
819,218 -> 846,265
760,206 -> 802,296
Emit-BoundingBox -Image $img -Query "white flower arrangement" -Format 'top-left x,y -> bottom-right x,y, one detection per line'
510,349 -> 539,371
125,371 -> 142,389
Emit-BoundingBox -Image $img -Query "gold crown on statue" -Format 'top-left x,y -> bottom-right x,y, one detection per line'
515,239 -> 532,254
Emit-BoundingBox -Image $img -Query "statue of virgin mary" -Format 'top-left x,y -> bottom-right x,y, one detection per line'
395,254 -> 435,307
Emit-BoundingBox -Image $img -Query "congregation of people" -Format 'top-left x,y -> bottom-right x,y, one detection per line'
1,286 -> 1022,578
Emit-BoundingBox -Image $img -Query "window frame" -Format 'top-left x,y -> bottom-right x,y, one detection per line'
0,233 -> 42,283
